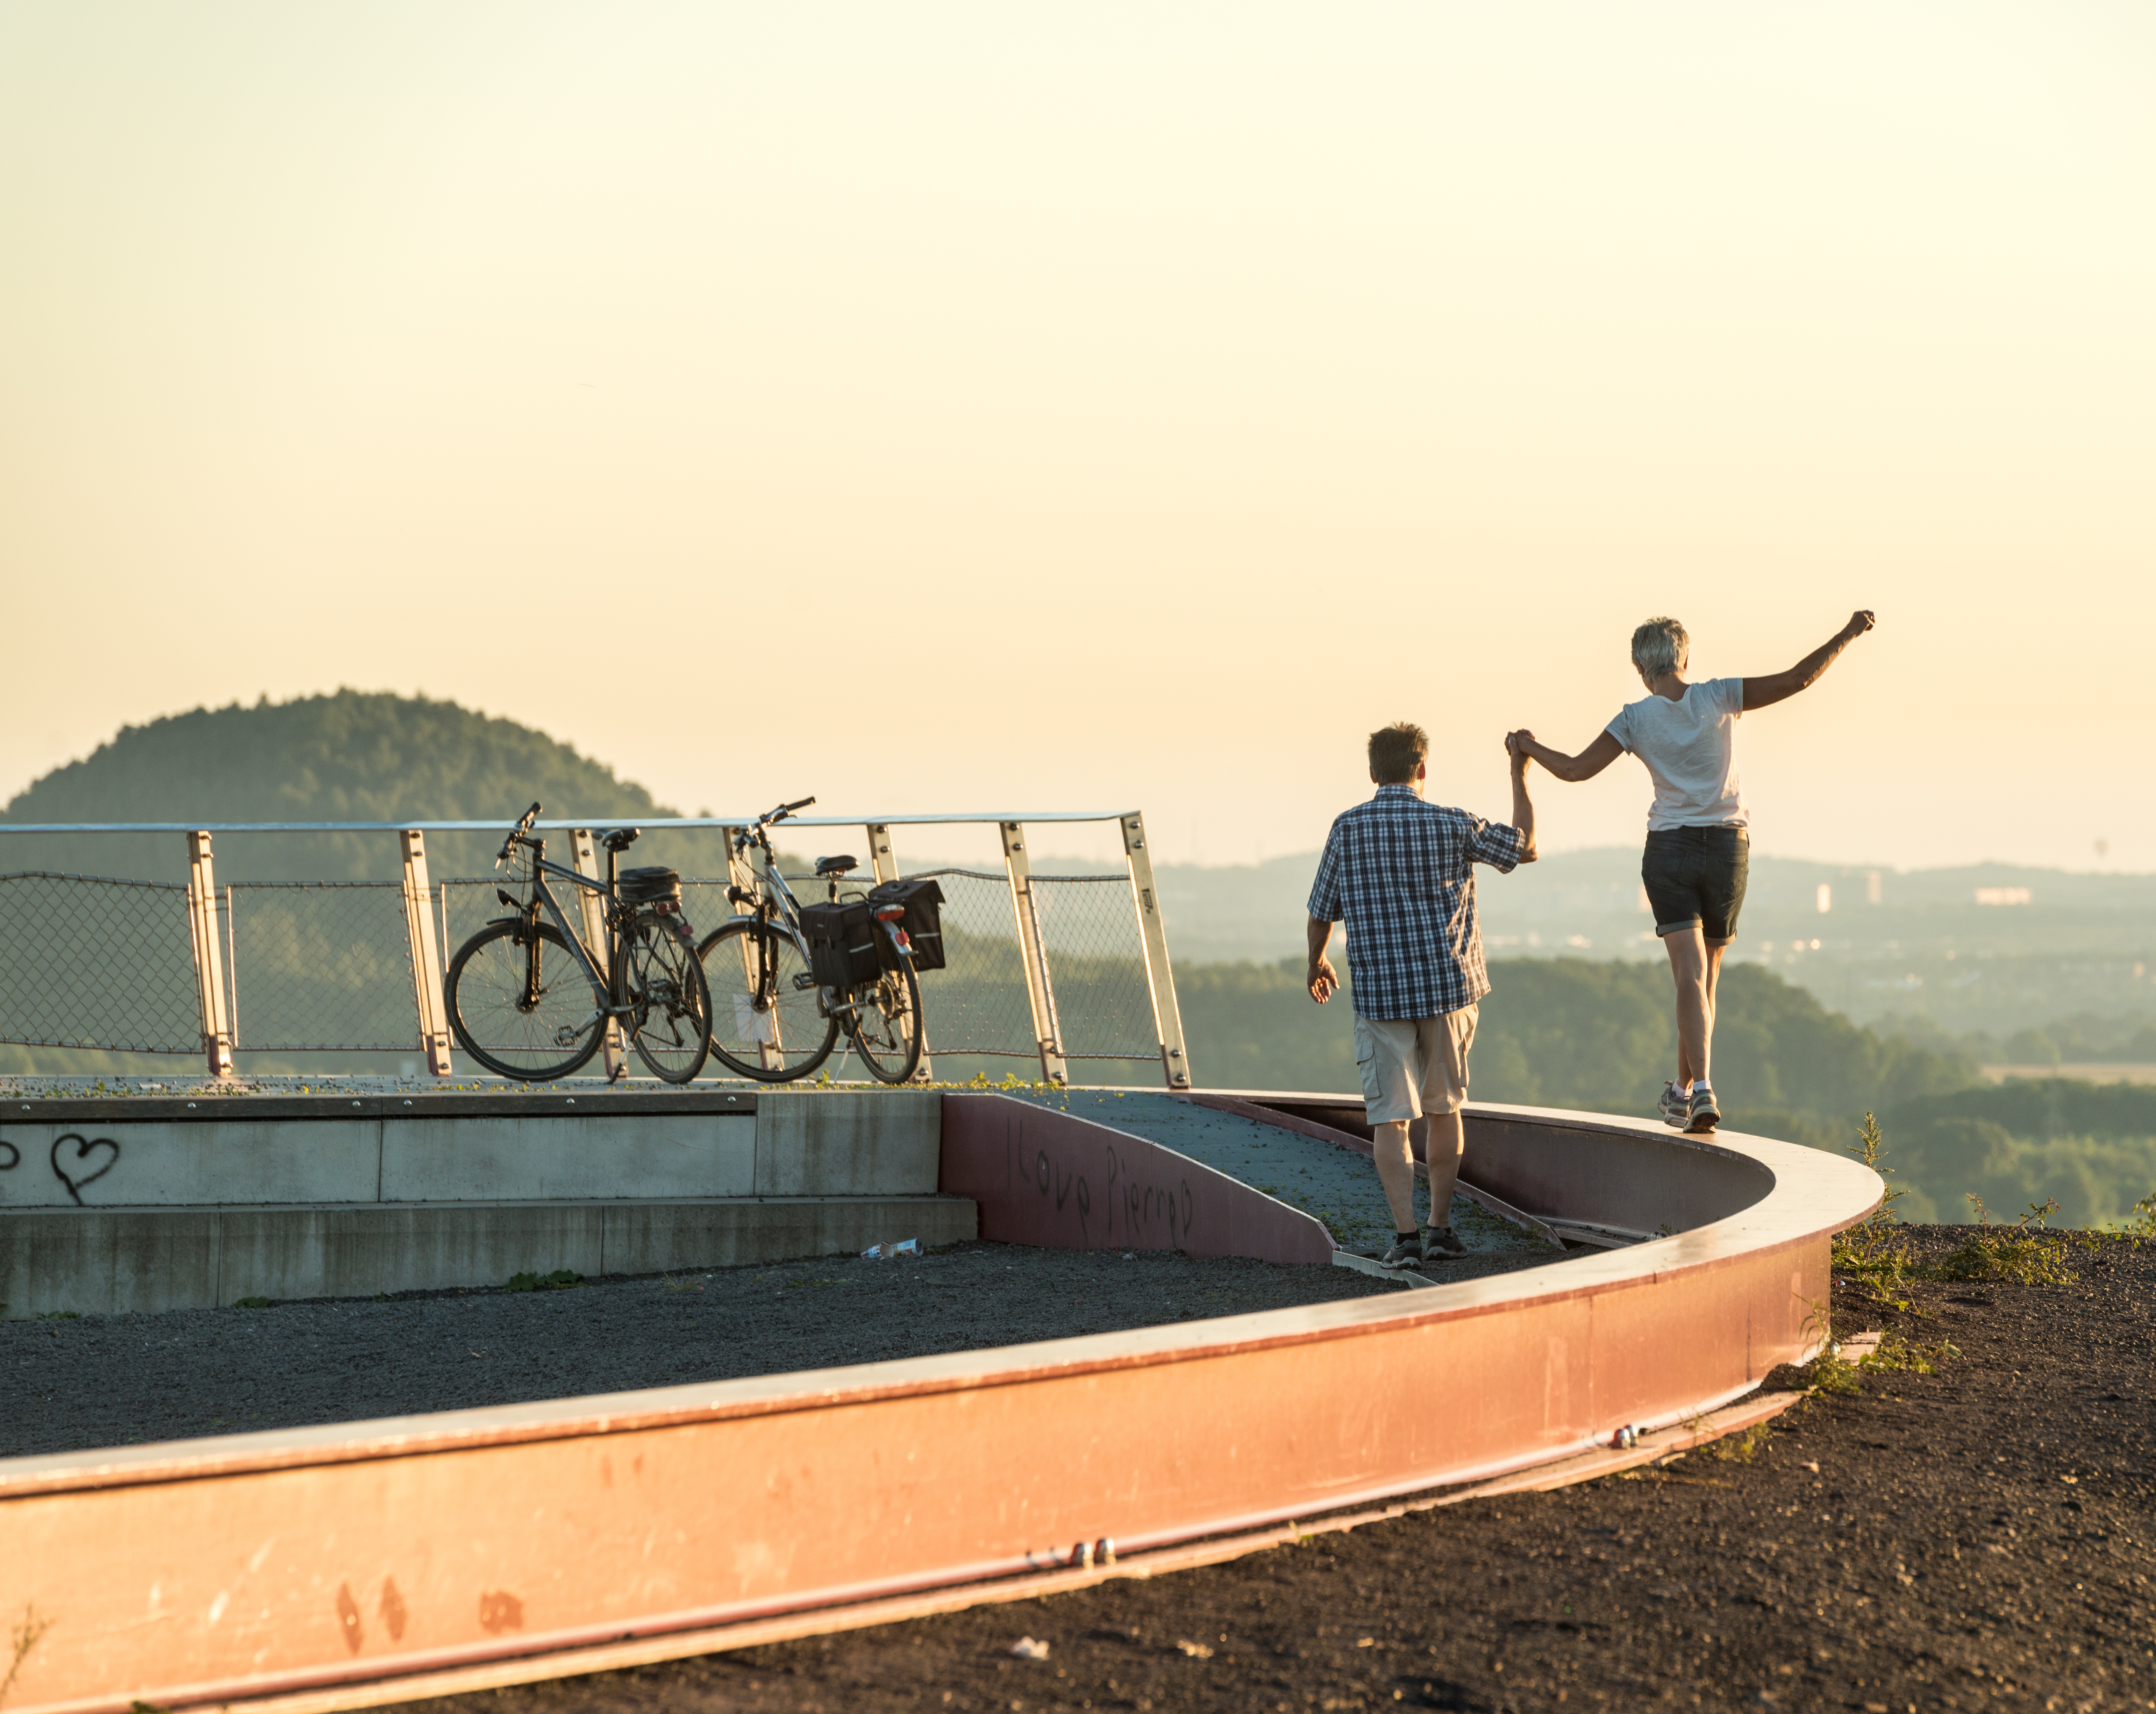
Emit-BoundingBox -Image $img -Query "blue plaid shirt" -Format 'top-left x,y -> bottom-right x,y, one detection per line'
1307,785 -> 1525,1020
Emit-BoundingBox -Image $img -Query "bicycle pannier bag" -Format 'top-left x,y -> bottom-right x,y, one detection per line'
800,899 -> 881,990
866,877 -> 946,972
617,866 -> 681,905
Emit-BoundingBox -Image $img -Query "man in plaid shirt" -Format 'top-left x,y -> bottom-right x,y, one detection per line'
1307,721 -> 1537,1268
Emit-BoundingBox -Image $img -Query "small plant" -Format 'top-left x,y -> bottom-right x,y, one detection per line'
1864,1330 -> 1959,1374
34,1310 -> 81,1322
1830,1114 -> 1917,1309
231,1296 -> 273,1310
1708,1421 -> 1771,1464
1932,1196 -> 2075,1286
504,1269 -> 584,1293
1806,1350 -> 1863,1395
2,1603 -> 53,1711
2106,1191 -> 2156,1245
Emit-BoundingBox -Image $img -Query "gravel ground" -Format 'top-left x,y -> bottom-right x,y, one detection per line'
0,1243 -> 1410,1460
388,1228 -> 2156,1714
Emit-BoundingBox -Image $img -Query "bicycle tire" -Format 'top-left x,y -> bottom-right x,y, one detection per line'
847,955 -> 923,1084
445,920 -> 606,1081
696,918 -> 839,1082
623,921 -> 714,1084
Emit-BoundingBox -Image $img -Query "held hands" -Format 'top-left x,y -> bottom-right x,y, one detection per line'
1307,955 -> 1339,1006
1506,729 -> 1536,771
1843,610 -> 1876,640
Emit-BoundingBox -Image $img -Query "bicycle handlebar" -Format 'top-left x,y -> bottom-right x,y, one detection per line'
754,796 -> 817,830
496,802 -> 542,869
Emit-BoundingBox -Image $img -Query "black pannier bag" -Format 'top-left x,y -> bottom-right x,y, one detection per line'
866,877 -> 947,972
616,866 -> 681,905
799,899 -> 881,990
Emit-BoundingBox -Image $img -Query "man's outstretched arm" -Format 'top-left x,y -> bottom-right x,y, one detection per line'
1510,727 -> 1623,783
1743,610 -> 1876,711
1507,735 -> 1540,862
1306,916 -> 1339,1005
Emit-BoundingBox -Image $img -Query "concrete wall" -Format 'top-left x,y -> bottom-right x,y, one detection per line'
0,1089 -> 958,1316
0,1089 -> 939,1209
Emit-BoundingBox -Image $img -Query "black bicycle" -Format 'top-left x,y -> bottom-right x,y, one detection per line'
695,797 -> 938,1084
444,803 -> 713,1083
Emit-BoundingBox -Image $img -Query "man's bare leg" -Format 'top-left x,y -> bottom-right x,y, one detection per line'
1414,1111 -> 1465,1229
1373,1120 -> 1418,1232
1664,924 -> 1713,1088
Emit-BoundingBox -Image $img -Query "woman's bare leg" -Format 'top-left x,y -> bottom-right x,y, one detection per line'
1702,939 -> 1727,1069
1664,924 -> 1712,1087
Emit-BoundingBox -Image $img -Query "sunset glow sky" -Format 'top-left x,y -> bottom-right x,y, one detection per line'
4,3 -> 2150,868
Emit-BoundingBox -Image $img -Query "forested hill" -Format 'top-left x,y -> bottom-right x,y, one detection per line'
0,692 -> 674,881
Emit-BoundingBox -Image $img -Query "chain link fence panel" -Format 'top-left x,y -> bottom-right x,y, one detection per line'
876,870 -> 1037,1060
1027,873 -> 1158,1063
226,882 -> 417,1052
0,872 -> 199,1053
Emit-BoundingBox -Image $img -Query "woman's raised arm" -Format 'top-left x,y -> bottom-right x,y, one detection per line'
1509,727 -> 1623,784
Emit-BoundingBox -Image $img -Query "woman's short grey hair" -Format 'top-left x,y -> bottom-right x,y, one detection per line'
1631,617 -> 1689,680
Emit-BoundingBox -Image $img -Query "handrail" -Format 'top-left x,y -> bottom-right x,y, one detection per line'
0,813 -> 1135,834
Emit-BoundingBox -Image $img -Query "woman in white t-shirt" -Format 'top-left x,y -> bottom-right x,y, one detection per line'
1508,610 -> 1874,1134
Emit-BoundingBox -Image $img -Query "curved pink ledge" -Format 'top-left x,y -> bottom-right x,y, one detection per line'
0,1098 -> 1879,1714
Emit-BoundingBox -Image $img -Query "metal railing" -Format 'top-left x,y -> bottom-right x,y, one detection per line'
0,812 -> 1191,1088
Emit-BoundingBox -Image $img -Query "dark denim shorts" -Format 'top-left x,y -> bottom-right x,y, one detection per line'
1641,826 -> 1749,945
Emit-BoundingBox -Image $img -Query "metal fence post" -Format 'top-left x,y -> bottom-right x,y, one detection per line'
1120,811 -> 1192,1090
398,831 -> 456,1076
183,831 -> 234,1077
866,822 -> 934,1082
999,821 -> 1068,1086
568,830 -> 625,1079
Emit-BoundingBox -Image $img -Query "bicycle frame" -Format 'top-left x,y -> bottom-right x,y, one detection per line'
498,838 -> 634,1034
729,821 -> 894,1022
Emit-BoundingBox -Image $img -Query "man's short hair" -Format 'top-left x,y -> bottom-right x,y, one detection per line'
1368,721 -> 1429,784
1631,617 -> 1689,680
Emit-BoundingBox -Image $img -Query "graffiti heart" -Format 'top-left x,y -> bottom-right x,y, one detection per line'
50,1133 -> 121,1204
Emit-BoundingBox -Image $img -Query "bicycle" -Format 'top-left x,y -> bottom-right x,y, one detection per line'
443,802 -> 713,1084
696,797 -> 929,1084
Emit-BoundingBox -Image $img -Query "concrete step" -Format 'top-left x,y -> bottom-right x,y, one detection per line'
1,1194 -> 977,1316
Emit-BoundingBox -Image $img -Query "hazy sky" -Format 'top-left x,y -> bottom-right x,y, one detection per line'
4,3 -> 2150,870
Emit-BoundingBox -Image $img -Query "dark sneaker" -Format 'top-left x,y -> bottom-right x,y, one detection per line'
1377,1235 -> 1426,1271
1687,1085 -> 1721,1133
1657,1081 -> 1690,1129
1422,1228 -> 1468,1263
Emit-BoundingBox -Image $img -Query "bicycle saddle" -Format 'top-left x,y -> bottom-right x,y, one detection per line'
814,854 -> 859,876
599,828 -> 641,852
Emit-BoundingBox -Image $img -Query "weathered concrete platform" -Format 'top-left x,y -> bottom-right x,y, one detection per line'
0,1089 -> 971,1315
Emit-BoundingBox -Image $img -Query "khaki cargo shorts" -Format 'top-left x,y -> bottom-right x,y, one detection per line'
1353,1005 -> 1478,1126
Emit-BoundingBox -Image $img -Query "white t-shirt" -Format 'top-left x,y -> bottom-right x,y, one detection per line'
1605,676 -> 1747,831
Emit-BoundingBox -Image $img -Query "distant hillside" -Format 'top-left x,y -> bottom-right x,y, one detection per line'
0,691 -> 676,881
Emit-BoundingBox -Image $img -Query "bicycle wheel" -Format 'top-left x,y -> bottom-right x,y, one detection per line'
622,921 -> 713,1083
847,956 -> 923,1084
445,920 -> 606,1081
697,918 -> 838,1082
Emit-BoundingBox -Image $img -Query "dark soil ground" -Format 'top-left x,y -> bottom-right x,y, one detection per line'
387,1227 -> 2156,1714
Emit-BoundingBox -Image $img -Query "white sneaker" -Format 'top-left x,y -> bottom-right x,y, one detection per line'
1657,1081 -> 1690,1129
